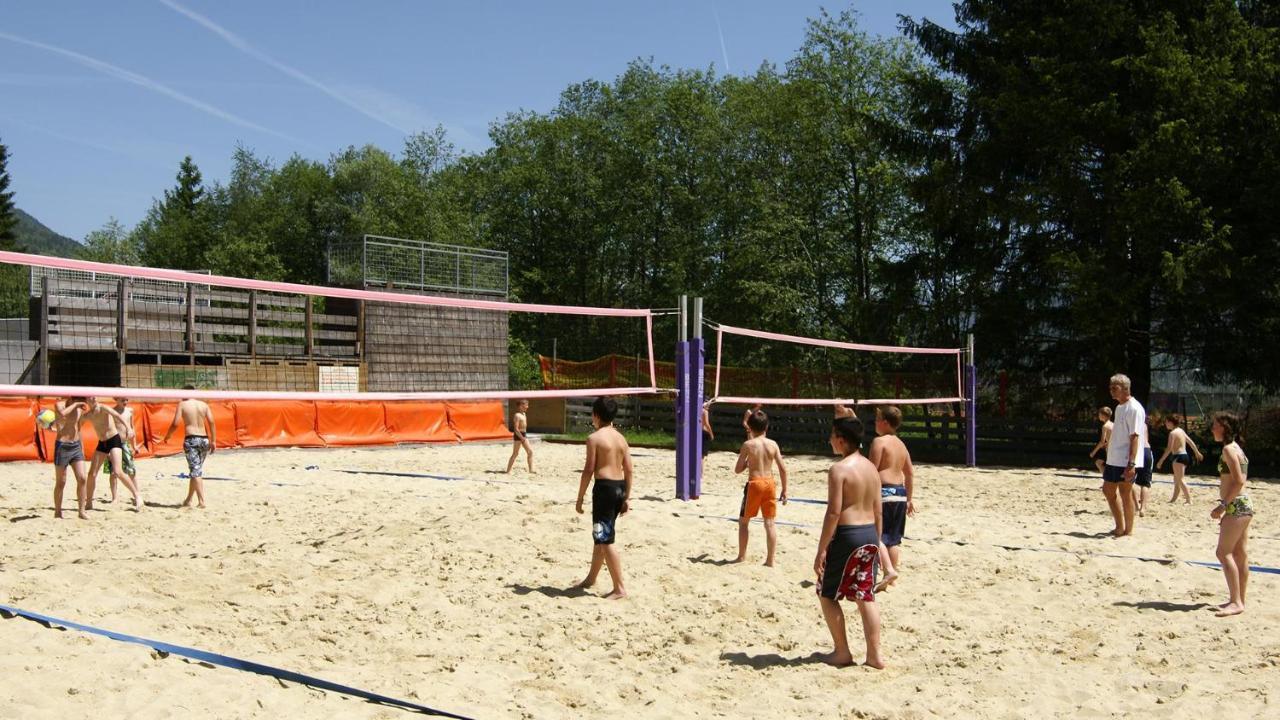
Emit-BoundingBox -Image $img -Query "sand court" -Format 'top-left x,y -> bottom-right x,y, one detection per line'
2,441 -> 1277,718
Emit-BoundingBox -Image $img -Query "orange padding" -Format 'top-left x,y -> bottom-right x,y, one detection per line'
3,398 -> 511,461
447,401 -> 513,441
384,401 -> 455,443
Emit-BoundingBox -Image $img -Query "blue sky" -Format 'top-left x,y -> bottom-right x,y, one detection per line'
1,1 -> 957,241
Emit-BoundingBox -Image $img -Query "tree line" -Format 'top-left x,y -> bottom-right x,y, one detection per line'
4,2 -> 1277,416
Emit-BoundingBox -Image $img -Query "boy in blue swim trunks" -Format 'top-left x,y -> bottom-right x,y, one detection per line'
814,416 -> 885,669
574,396 -> 633,599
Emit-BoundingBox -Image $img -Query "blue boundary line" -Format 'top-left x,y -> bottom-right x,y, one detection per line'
0,604 -> 472,718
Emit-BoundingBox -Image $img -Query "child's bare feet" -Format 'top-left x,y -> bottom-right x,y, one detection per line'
863,656 -> 886,669
763,559 -> 774,567
572,578 -> 596,591
1215,602 -> 1244,617
603,588 -> 627,600
874,570 -> 899,593
77,511 -> 89,520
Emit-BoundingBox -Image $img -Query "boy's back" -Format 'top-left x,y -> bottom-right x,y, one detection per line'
870,434 -> 910,486
738,435 -> 780,478
588,425 -> 629,479
832,452 -> 881,525
177,399 -> 211,435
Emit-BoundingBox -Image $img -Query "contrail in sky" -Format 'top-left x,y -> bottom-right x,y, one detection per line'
160,0 -> 415,135
0,30 -> 301,143
713,4 -> 731,73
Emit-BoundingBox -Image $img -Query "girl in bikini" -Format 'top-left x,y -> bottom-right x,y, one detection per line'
1209,411 -> 1251,617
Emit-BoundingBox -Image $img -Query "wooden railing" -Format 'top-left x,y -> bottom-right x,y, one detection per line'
39,278 -> 360,358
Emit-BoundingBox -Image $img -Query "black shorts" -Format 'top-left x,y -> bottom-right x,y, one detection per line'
1134,448 -> 1154,488
95,434 -> 124,456
701,430 -> 712,457
882,501 -> 907,547
1103,464 -> 1128,482
1173,452 -> 1192,466
591,479 -> 626,545
819,524 -> 879,602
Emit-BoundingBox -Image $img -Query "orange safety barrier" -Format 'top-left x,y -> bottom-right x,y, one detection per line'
7,397 -> 515,461
235,400 -> 324,448
316,401 -> 394,446
0,398 -> 40,461
383,401 -> 455,444
446,401 -> 512,441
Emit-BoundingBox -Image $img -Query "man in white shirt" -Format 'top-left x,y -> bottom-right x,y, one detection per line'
1103,373 -> 1145,536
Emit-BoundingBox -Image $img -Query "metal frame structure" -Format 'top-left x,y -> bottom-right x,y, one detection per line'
327,235 -> 509,297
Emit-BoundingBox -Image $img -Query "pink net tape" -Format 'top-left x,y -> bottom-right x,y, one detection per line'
715,323 -> 961,355
0,383 -> 662,403
711,395 -> 964,406
0,251 -> 652,318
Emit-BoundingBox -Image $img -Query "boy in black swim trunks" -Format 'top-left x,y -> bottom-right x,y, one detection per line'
574,396 -> 633,599
814,416 -> 885,668
505,399 -> 534,474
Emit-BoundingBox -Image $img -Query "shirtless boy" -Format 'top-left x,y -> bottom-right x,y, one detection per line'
83,397 -> 142,510
45,398 -> 90,519
734,409 -> 788,566
1089,407 -> 1113,475
868,406 -> 910,582
110,397 -> 140,502
1156,414 -> 1203,503
161,387 -> 216,508
574,396 -> 632,599
814,416 -> 885,669
505,399 -> 534,474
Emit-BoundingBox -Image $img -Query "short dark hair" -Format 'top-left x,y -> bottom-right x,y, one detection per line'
877,405 -> 902,430
592,396 -> 618,423
1164,413 -> 1181,427
831,416 -> 864,451
746,409 -> 769,433
183,384 -> 197,391
1213,411 -> 1243,443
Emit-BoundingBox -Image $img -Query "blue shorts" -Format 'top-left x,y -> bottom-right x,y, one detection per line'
1173,452 -> 1192,466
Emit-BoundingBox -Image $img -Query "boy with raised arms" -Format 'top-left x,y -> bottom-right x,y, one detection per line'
45,397 -> 90,519
734,409 -> 788,566
814,416 -> 885,669
574,396 -> 632,599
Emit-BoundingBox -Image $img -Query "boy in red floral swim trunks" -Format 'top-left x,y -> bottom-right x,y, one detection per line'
814,416 -> 884,669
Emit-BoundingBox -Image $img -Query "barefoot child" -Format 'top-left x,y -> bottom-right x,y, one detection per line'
112,397 -> 140,502
83,397 -> 143,511
1156,414 -> 1203,503
734,409 -> 788,566
1210,411 -> 1251,618
161,387 -> 215,508
1089,407 -> 1113,475
574,396 -> 632,599
868,406 -> 909,583
505,399 -> 534,473
814,416 -> 885,669
44,398 -> 90,519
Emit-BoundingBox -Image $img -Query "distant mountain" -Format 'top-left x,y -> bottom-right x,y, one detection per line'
12,209 -> 81,257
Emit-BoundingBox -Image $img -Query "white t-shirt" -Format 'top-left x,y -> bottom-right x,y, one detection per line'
1107,397 -> 1147,467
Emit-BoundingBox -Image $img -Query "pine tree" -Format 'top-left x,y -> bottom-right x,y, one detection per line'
0,139 -> 17,251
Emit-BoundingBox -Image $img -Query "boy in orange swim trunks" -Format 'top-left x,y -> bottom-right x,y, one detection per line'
734,409 -> 788,566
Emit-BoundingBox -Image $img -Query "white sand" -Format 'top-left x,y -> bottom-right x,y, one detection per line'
1,441 -> 1276,719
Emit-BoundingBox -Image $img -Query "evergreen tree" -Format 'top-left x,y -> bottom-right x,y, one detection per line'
137,155 -> 214,269
0,139 -> 17,250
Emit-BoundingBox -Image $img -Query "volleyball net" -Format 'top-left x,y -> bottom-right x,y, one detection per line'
706,322 -> 965,407
0,250 -> 659,403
